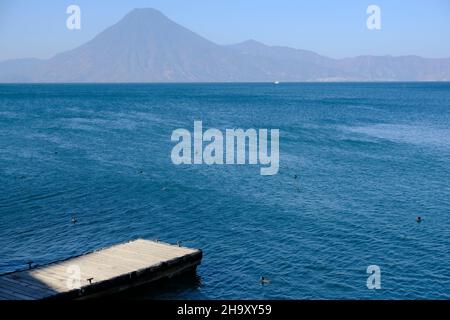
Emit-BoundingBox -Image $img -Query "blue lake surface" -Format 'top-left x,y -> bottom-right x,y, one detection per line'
0,83 -> 449,299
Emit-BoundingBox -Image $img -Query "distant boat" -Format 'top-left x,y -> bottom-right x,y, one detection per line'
274,81 -> 280,85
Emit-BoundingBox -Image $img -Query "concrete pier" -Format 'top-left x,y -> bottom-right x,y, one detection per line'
0,239 -> 202,300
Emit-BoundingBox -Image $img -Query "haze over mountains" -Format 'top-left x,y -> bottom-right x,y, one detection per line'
1,8 -> 450,82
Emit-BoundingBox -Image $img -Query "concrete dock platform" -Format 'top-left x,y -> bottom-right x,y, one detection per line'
0,239 -> 202,300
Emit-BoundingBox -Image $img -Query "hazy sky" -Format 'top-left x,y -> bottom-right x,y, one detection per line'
0,0 -> 449,61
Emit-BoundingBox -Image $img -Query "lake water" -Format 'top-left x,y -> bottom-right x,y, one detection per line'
0,83 -> 449,299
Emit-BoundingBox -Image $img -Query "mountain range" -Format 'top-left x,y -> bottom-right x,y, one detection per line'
1,8 -> 449,82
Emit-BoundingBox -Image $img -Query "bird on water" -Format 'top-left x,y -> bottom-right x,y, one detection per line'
260,276 -> 270,285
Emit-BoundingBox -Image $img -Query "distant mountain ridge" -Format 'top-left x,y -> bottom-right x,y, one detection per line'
1,8 -> 449,82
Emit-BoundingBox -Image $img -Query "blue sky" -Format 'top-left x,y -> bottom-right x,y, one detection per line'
0,0 -> 449,61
